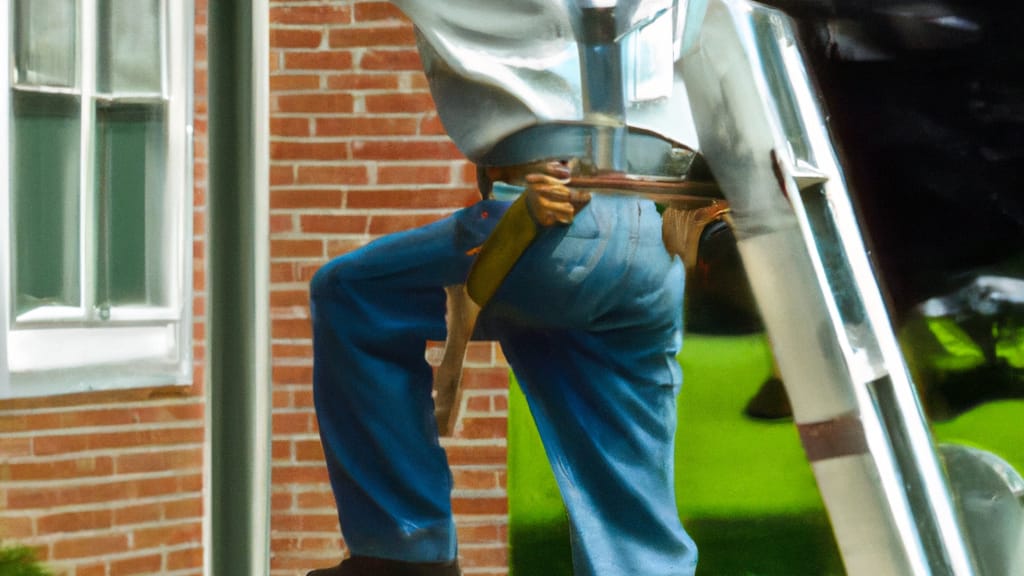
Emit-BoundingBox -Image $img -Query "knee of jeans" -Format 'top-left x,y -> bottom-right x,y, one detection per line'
310,254 -> 358,306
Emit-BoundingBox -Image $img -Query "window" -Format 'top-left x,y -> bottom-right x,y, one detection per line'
1,0 -> 193,397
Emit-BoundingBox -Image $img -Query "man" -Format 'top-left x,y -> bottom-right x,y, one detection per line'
307,0 -> 707,572
307,158 -> 695,575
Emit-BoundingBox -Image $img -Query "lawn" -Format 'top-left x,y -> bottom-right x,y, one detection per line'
508,333 -> 1024,575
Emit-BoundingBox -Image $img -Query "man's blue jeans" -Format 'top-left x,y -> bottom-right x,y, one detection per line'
310,195 -> 697,575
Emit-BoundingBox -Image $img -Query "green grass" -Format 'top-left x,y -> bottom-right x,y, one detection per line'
508,333 -> 1024,575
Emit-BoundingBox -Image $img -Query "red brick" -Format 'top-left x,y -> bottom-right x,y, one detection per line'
32,427 -> 203,456
271,189 -> 343,210
284,51 -> 354,71
272,365 -> 313,385
272,465 -> 330,484
316,116 -> 417,137
294,439 -> 325,462
270,73 -> 321,92
359,49 -> 422,71
271,164 -> 296,186
273,513 -> 339,533
114,502 -> 163,526
272,344 -> 313,359
75,563 -> 106,576
271,141 -> 350,161
409,73 -> 431,90
273,390 -> 291,410
271,213 -> 295,234
451,495 -> 508,515
0,437 -> 33,458
272,439 -> 292,460
271,289 -> 311,308
38,509 -> 113,534
461,368 -> 510,390
292,389 -> 315,409
444,445 -> 506,467
116,447 -> 203,475
272,262 -> 299,283
52,534 -> 129,560
1,456 -> 114,481
368,213 -> 448,235
459,161 -> 480,186
270,4 -> 351,25
456,522 -> 507,544
271,117 -> 312,137
365,92 -> 436,114
0,414 -> 38,433
7,477 -> 191,510
273,412 -> 314,435
271,28 -> 323,49
452,469 -> 502,491
272,491 -> 293,511
296,165 -> 370,185
165,496 -> 203,520
465,342 -> 496,364
354,2 -> 407,22
134,522 -> 202,548
376,164 -> 451,186
351,139 -> 462,161
0,515 -> 34,539
465,396 -> 491,412
273,318 -> 313,340
419,113 -> 448,136
271,239 -> 324,259
324,239 -> 369,260
296,489 -> 336,510
297,261 -> 327,282
272,535 -> 339,552
110,554 -> 163,576
300,214 -> 368,235
493,394 -> 509,412
459,545 -> 509,568
326,72 -> 400,91
167,547 -> 204,571
456,417 -> 507,440
346,188 -> 478,210
328,26 -> 416,49
276,93 -> 354,114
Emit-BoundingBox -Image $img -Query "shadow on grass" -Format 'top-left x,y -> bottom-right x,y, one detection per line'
510,514 -> 843,576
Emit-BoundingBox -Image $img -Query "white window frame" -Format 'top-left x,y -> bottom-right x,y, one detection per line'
1,0 -> 194,398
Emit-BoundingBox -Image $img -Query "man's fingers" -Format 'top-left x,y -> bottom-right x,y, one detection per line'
537,198 -> 575,225
524,167 -> 591,227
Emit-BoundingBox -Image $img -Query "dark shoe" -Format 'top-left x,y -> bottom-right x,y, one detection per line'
744,377 -> 793,420
307,556 -> 461,576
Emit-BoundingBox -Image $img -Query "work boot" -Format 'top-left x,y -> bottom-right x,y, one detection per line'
744,376 -> 793,420
307,556 -> 461,576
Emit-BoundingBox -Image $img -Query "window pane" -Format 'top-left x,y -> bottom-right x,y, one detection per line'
97,0 -> 163,94
10,91 -> 82,316
13,0 -> 78,88
95,101 -> 169,309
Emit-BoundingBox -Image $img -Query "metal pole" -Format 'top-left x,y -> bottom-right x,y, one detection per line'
206,0 -> 271,573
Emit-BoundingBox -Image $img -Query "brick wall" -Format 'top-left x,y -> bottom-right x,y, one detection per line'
268,1 -> 510,575
0,1 -> 209,575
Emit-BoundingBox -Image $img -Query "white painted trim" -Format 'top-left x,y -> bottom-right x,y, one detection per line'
251,0 -> 273,571
2,0 -> 195,398
1,0 -> 12,398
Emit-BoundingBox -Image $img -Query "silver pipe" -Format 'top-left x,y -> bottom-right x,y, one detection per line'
574,2 -> 627,172
205,0 -> 272,573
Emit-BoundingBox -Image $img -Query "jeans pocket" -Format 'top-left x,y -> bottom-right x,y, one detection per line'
565,204 -> 600,239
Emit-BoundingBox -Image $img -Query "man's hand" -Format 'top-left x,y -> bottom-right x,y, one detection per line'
524,161 -> 591,227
